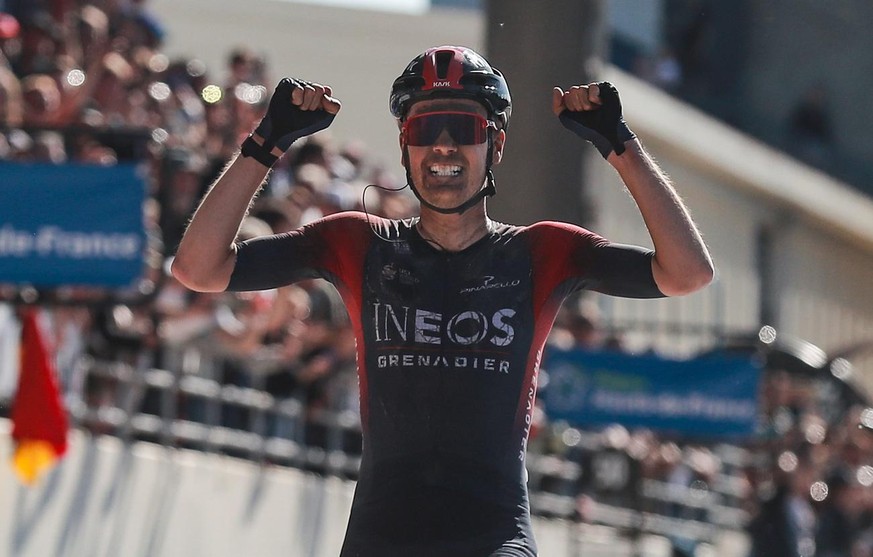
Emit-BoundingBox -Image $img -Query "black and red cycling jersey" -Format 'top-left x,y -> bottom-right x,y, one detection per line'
228,211 -> 663,557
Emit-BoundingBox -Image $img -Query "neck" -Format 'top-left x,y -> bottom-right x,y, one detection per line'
416,204 -> 492,252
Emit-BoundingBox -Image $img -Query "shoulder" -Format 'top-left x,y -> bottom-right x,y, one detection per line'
520,220 -> 608,247
311,211 -> 408,227
300,210 -> 414,247
300,210 -> 402,235
306,210 -> 376,229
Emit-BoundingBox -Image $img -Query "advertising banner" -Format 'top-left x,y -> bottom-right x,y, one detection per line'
0,163 -> 147,288
542,347 -> 761,438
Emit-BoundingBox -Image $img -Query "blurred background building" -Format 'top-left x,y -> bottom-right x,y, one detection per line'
2,1 -> 873,556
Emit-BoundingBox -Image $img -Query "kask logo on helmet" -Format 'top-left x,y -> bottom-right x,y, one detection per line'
388,45 -> 511,127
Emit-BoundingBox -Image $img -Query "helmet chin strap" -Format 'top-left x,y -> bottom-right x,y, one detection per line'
402,133 -> 497,215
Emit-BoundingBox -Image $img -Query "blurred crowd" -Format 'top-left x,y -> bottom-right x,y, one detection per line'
0,0 -> 416,427
1,2 -> 872,556
535,304 -> 873,557
740,370 -> 873,557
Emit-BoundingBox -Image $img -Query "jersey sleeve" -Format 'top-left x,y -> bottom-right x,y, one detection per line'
227,211 -> 373,292
587,241 -> 664,298
528,221 -> 665,299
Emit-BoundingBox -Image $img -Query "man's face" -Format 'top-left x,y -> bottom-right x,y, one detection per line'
401,98 -> 504,211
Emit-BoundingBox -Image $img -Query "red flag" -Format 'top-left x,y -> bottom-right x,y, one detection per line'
10,308 -> 69,485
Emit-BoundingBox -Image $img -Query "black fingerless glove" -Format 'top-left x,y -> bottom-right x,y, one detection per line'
558,81 -> 636,159
241,78 -> 337,167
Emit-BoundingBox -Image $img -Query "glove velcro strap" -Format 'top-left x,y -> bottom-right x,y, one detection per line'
613,121 -> 636,156
240,136 -> 279,168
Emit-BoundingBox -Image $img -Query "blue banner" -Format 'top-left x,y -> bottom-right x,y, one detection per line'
0,163 -> 147,288
542,348 -> 761,438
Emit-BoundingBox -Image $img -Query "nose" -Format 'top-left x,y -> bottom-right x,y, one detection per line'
431,127 -> 458,154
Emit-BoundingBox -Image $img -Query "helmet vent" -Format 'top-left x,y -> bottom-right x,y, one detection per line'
389,46 -> 511,127
434,50 -> 455,80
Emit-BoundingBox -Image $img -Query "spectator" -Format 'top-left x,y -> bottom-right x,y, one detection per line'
225,46 -> 259,90
88,51 -> 135,125
650,47 -> 683,92
787,83 -> 835,168
747,450 -> 818,557
156,147 -> 208,249
29,129 -> 65,162
74,4 -> 110,67
632,47 -> 683,94
0,12 -> 21,57
0,51 -> 23,126
19,72 -> 60,125
14,10 -> 62,76
816,467 -> 866,557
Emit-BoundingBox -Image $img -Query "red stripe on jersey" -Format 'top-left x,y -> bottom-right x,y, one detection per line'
312,212 -> 376,430
512,222 -> 601,444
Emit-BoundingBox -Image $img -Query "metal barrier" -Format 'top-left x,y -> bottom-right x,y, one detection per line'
68,357 -> 750,546
71,358 -> 362,478
524,431 -> 752,547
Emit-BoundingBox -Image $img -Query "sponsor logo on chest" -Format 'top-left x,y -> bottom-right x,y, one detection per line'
372,302 -> 516,347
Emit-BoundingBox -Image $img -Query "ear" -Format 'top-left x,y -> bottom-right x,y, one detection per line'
491,129 -> 506,165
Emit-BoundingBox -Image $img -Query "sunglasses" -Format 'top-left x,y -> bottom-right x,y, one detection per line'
402,111 -> 497,146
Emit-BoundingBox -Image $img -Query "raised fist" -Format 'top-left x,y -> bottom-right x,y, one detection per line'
553,81 -> 635,159
242,78 -> 341,167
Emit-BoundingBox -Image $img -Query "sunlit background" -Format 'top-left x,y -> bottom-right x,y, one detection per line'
2,1 -> 873,556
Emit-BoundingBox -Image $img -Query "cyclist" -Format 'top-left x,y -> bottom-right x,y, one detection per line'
172,45 -> 713,557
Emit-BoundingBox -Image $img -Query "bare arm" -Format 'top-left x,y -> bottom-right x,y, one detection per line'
607,141 -> 713,296
170,154 -> 270,292
171,80 -> 340,292
553,83 -> 714,296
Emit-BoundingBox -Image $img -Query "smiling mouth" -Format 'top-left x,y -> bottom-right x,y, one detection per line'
428,164 -> 463,177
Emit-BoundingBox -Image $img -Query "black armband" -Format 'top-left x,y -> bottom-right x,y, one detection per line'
240,135 -> 279,168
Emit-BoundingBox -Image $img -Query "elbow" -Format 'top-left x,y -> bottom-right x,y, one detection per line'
657,261 -> 715,297
686,264 -> 715,295
170,255 -> 229,293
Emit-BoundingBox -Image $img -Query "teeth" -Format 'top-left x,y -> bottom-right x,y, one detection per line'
429,165 -> 462,177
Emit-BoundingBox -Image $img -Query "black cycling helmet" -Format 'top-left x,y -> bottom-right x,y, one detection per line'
390,45 -> 511,129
